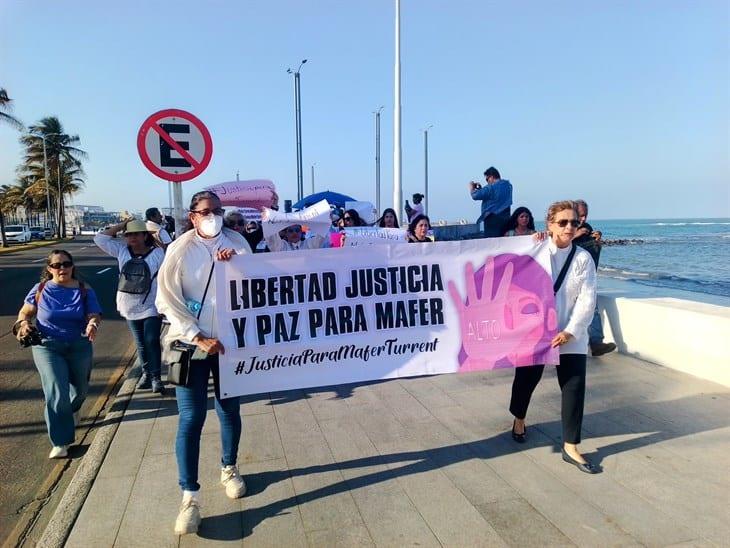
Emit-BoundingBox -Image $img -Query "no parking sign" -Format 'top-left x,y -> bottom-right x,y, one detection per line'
137,109 -> 212,182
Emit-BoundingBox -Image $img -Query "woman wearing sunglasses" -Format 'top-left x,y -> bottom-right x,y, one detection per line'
13,250 -> 102,459
508,201 -> 599,474
155,191 -> 252,535
94,219 -> 166,393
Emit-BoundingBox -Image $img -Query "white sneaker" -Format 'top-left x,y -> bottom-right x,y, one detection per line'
49,445 -> 69,459
220,465 -> 246,499
174,498 -> 201,535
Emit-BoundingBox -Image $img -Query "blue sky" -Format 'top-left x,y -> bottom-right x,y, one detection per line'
1,0 -> 728,221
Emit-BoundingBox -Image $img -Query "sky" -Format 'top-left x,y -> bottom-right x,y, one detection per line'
1,0 -> 728,222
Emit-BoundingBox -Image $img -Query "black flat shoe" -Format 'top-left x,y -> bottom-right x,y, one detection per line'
561,449 -> 599,474
511,421 -> 527,443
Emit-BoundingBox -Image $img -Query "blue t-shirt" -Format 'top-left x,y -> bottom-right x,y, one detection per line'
24,281 -> 103,341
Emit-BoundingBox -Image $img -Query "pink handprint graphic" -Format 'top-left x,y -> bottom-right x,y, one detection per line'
449,254 -> 558,371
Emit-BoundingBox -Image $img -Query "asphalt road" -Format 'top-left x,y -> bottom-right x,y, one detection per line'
0,237 -> 134,545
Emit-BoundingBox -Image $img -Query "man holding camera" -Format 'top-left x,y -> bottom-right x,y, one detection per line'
469,166 -> 512,237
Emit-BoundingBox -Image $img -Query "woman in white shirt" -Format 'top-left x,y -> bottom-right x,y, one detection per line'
509,200 -> 599,474
154,191 -> 251,536
94,220 -> 166,393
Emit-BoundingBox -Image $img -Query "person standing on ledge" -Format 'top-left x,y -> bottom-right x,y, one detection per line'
469,166 -> 512,237
573,199 -> 617,357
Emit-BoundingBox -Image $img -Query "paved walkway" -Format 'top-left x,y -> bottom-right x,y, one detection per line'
66,353 -> 730,547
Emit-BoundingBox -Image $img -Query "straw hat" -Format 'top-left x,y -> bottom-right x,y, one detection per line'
124,220 -> 149,234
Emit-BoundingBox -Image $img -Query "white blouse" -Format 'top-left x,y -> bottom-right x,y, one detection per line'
549,241 -> 597,355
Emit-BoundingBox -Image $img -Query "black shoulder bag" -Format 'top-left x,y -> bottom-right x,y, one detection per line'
553,243 -> 577,295
166,262 -> 215,387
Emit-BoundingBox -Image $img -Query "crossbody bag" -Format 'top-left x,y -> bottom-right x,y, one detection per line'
166,262 -> 215,387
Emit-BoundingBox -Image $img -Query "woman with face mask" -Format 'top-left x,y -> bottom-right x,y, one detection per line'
155,191 -> 252,535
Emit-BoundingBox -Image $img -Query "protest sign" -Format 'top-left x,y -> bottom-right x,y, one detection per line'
260,199 -> 331,239
345,201 -> 378,224
215,238 -> 559,398
343,227 -> 408,246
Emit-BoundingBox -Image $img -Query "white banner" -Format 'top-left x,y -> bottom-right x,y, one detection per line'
343,227 -> 408,246
261,199 -> 331,239
215,238 -> 559,398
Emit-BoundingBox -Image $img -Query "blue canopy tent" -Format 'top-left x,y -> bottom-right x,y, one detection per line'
292,190 -> 355,210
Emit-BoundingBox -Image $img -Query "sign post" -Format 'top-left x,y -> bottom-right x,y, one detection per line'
137,109 -> 213,233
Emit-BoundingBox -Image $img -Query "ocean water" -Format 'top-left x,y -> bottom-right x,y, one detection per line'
584,218 -> 730,297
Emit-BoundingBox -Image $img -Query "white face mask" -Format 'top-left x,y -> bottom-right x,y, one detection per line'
198,214 -> 223,237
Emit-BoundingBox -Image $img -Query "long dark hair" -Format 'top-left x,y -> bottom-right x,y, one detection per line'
377,208 -> 400,228
344,209 -> 366,226
181,190 -> 221,233
40,249 -> 78,283
502,206 -> 535,234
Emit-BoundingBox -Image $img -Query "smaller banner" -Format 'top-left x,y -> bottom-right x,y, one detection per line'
345,201 -> 378,224
343,227 -> 408,246
206,180 -> 278,209
261,200 -> 332,238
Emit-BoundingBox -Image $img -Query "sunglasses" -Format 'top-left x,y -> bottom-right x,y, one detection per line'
124,232 -> 144,237
286,227 -> 302,233
343,217 -> 353,222
190,207 -> 225,216
48,261 -> 73,269
555,219 -> 580,228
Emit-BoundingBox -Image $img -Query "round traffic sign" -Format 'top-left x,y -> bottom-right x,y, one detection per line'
137,109 -> 213,182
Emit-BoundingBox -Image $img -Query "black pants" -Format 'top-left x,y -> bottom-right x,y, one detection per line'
483,208 -> 510,238
509,354 -> 587,444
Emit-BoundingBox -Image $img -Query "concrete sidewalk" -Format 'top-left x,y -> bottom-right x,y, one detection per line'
65,353 -> 730,547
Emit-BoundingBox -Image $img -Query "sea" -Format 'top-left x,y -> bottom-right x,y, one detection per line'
585,218 -> 730,298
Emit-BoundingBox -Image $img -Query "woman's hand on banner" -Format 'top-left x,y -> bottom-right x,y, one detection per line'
551,330 -> 574,348
193,334 -> 226,355
216,248 -> 236,262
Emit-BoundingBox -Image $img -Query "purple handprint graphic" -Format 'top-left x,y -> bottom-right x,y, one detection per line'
449,254 -> 558,371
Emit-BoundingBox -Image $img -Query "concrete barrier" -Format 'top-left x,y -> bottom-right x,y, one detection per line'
597,279 -> 730,387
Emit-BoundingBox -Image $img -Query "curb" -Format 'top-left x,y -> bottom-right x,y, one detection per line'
0,239 -> 71,255
36,363 -> 142,548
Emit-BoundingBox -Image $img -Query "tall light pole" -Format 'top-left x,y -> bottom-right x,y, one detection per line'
393,0 -> 402,219
423,125 -> 432,216
374,106 -> 383,214
287,59 -> 307,201
311,163 -> 316,194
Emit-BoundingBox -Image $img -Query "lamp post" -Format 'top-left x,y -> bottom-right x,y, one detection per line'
311,163 -> 316,194
393,0 -> 403,219
423,124 -> 432,216
287,59 -> 307,201
374,106 -> 383,214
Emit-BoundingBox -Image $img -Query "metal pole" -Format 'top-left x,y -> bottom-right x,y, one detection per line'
295,71 -> 303,201
56,162 -> 62,238
292,72 -> 301,201
172,182 -> 185,239
168,182 -> 173,218
424,126 -> 432,216
375,107 -> 382,214
41,136 -> 51,227
311,164 -> 315,194
393,0 -> 402,219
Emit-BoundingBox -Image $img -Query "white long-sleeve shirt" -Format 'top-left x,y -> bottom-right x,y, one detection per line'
93,233 -> 165,320
155,228 -> 251,346
265,233 -> 325,252
549,241 -> 597,355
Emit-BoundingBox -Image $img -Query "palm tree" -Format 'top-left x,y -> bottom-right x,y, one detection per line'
0,88 -> 24,130
19,117 -> 87,237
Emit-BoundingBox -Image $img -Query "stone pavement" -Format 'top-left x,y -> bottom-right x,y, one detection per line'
65,352 -> 730,547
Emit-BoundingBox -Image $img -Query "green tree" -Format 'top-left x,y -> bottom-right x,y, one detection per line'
0,88 -> 23,130
19,116 -> 87,237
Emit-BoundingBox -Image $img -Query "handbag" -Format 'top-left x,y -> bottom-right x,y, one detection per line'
166,262 -> 215,387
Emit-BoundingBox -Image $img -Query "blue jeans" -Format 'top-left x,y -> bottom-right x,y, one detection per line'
588,307 -> 604,345
31,337 -> 93,446
126,316 -> 162,378
175,354 -> 241,491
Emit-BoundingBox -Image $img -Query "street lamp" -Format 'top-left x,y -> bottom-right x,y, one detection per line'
374,106 -> 384,214
423,124 -> 433,216
287,59 -> 307,201
311,163 -> 316,194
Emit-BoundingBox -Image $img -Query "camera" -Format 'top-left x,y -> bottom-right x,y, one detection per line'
19,327 -> 43,348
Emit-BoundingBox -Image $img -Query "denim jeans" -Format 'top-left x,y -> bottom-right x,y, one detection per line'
126,315 -> 162,378
175,354 -> 241,491
31,337 -> 93,446
588,307 -> 604,345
